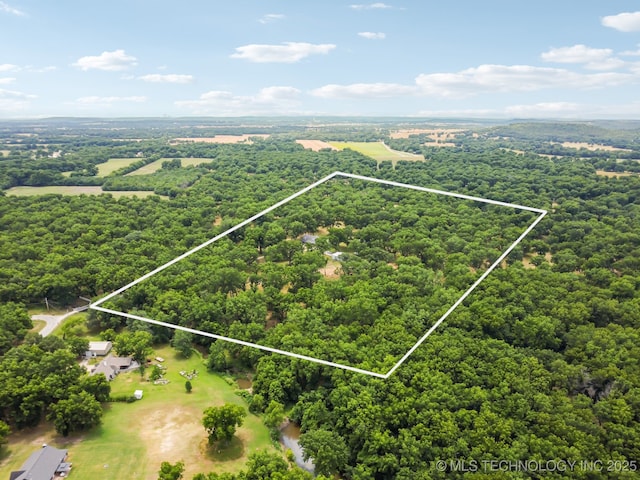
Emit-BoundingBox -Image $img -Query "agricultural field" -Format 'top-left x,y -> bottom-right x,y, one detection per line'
5,186 -> 163,198
0,346 -> 276,480
127,158 -> 214,176
96,158 -> 141,177
329,141 -> 424,164
295,140 -> 337,152
171,135 -> 270,144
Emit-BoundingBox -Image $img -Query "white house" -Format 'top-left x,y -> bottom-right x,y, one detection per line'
85,341 -> 112,358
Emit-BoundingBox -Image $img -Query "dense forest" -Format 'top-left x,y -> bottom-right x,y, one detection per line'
0,119 -> 639,478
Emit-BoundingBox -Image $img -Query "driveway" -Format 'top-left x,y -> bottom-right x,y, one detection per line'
32,306 -> 89,337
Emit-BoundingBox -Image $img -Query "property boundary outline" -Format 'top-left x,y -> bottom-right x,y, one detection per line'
90,171 -> 548,379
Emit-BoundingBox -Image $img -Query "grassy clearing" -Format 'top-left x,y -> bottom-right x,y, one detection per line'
0,346 -> 276,480
5,186 -> 164,198
329,141 -> 424,165
1,150 -> 10,157
29,319 -> 46,333
127,158 -> 214,176
96,158 -> 141,177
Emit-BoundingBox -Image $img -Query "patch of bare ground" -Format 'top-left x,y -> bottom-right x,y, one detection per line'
523,252 -> 553,269
560,142 -> 631,152
389,128 -> 463,140
320,260 -> 342,280
295,140 -> 338,151
137,405 -> 254,478
213,216 -> 223,226
596,170 -> 636,178
170,135 -> 270,144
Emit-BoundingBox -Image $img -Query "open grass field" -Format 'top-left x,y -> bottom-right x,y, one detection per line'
560,142 -> 632,152
96,158 -> 141,177
0,346 -> 276,480
0,150 -> 10,157
5,186 -> 164,198
127,158 -> 214,176
329,141 -> 424,165
596,170 -> 637,178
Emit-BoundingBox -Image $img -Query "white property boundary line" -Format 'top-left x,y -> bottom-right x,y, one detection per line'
91,171 -> 547,379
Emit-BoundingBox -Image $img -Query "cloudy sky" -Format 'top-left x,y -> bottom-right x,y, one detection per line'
1,1 -> 640,118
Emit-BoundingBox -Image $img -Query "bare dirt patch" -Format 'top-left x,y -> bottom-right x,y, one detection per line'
561,142 -> 631,152
320,260 -> 342,280
171,135 -> 270,144
390,128 -> 463,140
295,140 -> 338,151
596,170 -> 636,178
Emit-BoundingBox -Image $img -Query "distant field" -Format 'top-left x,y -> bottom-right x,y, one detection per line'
0,150 -> 9,157
127,158 -> 214,176
596,170 -> 636,178
296,140 -> 337,152
5,186 -> 163,198
171,135 -> 270,144
96,158 -> 141,177
561,142 -> 631,152
390,128 -> 463,140
329,141 -> 424,164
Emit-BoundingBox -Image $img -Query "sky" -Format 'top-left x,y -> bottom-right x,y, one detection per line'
1,0 -> 640,119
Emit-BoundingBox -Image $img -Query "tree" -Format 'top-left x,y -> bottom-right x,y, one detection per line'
263,401 -> 285,440
114,330 -> 153,363
171,330 -> 193,358
150,364 -> 163,382
202,404 -> 247,445
66,335 -> 89,357
185,380 -> 192,393
0,302 -> 32,355
0,420 -> 9,446
79,373 -> 111,402
299,429 -> 349,477
47,391 -> 103,437
158,460 -> 184,480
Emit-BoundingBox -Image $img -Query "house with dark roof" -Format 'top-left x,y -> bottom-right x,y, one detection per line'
301,234 -> 318,245
10,445 -> 71,480
90,355 -> 135,381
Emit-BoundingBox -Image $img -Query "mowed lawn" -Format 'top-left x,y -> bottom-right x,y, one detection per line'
128,158 -> 214,175
0,346 -> 276,480
330,141 -> 424,164
96,158 -> 141,176
5,186 -> 163,198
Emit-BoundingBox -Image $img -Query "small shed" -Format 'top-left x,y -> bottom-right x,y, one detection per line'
301,234 -> 318,245
133,390 -> 143,400
85,341 -> 112,358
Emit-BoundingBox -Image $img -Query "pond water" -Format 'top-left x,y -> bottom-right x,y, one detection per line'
236,378 -> 252,389
280,421 -> 315,473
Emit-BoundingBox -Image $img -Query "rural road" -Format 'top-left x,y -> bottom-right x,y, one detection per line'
32,306 -> 88,337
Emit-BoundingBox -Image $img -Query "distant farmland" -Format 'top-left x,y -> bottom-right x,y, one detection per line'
329,141 -> 424,164
127,158 -> 214,175
96,158 -> 141,177
5,186 -> 164,198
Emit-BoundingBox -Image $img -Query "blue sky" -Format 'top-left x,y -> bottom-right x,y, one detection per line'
1,1 -> 640,118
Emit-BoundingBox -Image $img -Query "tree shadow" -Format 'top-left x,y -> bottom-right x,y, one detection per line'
202,436 -> 245,462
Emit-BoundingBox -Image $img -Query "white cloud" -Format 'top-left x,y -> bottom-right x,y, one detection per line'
0,64 -> 20,72
311,82 -> 417,98
0,88 -> 35,111
350,3 -> 392,10
230,42 -> 336,63
176,86 -> 301,115
73,50 -> 138,71
602,11 -> 640,32
76,96 -> 147,105
0,1 -> 25,16
259,13 -> 284,24
0,77 -> 16,84
358,32 -> 386,40
541,44 -> 612,64
138,74 -> 193,84
541,44 -> 625,70
415,64 -> 637,98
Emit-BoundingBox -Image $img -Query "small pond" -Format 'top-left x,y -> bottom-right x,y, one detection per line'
280,421 -> 315,473
236,378 -> 252,390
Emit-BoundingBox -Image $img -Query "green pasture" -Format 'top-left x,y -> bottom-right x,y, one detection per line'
96,158 -> 141,177
128,158 -> 213,175
329,141 -> 424,164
